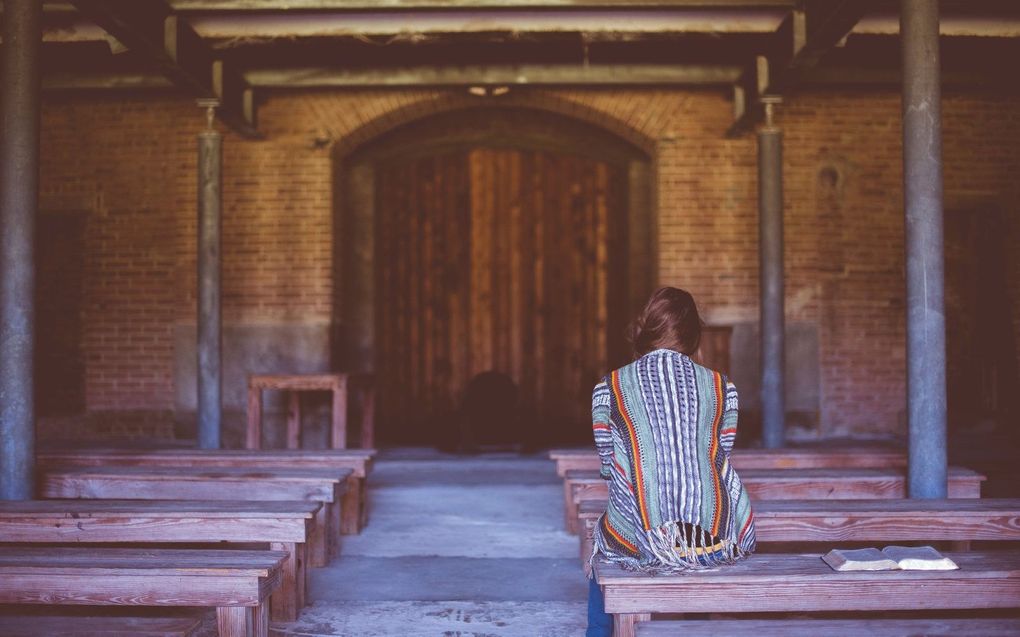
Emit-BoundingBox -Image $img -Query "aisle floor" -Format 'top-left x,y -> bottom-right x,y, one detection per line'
270,448 -> 588,636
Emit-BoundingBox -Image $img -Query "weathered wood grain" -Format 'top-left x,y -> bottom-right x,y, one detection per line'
40,466 -> 348,567
549,446 -> 908,477
578,498 -> 1020,566
565,467 -> 984,533
38,446 -> 375,533
0,614 -> 203,637
597,551 -> 1020,637
0,547 -> 284,636
634,618 -> 1020,637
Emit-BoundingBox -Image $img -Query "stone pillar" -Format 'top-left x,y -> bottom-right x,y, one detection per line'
197,102 -> 223,449
902,0 -> 947,498
0,0 -> 42,500
758,97 -> 786,449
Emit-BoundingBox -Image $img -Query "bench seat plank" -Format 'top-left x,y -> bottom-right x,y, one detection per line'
549,447 -> 907,477
39,448 -> 375,534
0,548 -> 285,637
0,614 -> 202,637
40,466 -> 349,568
565,468 -> 984,533
635,618 -> 1020,637
0,499 -> 320,621
596,551 -> 1020,614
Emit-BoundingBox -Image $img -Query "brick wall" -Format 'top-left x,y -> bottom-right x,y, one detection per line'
38,87 -> 1020,440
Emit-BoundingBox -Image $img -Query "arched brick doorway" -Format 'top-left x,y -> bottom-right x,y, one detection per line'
334,106 -> 654,446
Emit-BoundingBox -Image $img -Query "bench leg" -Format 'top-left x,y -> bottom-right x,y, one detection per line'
563,480 -> 578,533
270,541 -> 300,622
217,604 -> 269,637
331,381 -> 347,450
327,501 -> 342,559
613,613 -> 651,637
340,477 -> 362,535
246,387 -> 262,450
287,391 -> 301,450
580,525 -> 594,577
359,479 -> 370,530
310,506 -> 329,568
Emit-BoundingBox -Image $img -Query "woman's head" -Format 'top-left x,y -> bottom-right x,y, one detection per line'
628,287 -> 703,358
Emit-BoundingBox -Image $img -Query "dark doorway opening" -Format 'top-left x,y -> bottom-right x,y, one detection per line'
334,107 -> 654,448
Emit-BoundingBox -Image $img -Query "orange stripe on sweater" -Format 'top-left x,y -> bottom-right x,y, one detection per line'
611,371 -> 651,530
708,372 -> 724,537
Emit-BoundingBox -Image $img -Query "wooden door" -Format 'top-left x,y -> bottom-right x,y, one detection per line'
374,147 -> 628,445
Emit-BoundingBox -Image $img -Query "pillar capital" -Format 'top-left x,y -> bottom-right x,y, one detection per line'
759,96 -> 783,134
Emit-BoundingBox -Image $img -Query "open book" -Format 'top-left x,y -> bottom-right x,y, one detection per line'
822,546 -> 959,572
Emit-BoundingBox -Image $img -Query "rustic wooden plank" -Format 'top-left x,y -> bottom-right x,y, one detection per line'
0,546 -> 286,575
0,499 -> 317,621
0,614 -> 203,637
172,1 -> 799,11
549,446 -> 908,476
566,467 -> 984,533
40,466 -> 348,567
635,618 -> 1020,637
579,498 -> 1020,563
597,551 -> 1020,616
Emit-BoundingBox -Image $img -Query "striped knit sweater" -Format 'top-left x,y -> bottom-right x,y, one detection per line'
591,348 -> 756,572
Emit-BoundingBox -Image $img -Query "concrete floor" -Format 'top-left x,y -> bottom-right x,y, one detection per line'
269,449 -> 588,637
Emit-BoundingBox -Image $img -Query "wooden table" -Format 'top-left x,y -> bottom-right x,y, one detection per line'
40,466 -> 350,568
563,466 -> 984,533
247,373 -> 375,450
549,446 -> 908,477
39,447 -> 376,534
0,499 -> 321,622
595,551 -> 1020,637
0,547 -> 286,637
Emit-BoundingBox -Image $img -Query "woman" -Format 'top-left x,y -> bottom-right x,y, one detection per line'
586,287 -> 756,637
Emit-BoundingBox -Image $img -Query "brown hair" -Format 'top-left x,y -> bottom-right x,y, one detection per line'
627,287 -> 703,358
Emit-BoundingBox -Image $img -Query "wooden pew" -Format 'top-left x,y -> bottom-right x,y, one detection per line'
595,551 -> 1020,637
564,467 -> 985,533
0,613 -> 203,637
635,618 -> 1020,637
0,499 -> 320,622
550,446 -> 907,477
38,447 -> 375,534
39,466 -> 350,568
0,547 -> 286,637
578,498 -> 1020,566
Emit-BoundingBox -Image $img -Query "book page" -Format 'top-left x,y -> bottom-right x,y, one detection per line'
881,545 -> 959,571
822,548 -> 899,571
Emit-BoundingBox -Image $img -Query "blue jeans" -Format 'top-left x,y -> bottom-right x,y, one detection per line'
586,575 -> 612,637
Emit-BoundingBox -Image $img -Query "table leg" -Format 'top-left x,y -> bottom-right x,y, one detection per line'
270,541 -> 300,622
340,476 -> 362,535
563,479 -> 578,533
310,505 -> 328,568
613,613 -> 651,637
214,607 -> 253,635
246,386 -> 263,450
331,378 -> 348,449
287,391 -> 301,450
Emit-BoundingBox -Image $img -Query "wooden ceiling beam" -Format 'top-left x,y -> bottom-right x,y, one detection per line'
726,0 -> 874,136
169,0 -> 798,12
67,0 -> 259,137
245,64 -> 742,87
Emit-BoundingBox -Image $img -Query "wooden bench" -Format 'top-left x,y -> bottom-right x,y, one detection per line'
0,499 -> 321,621
578,497 -> 1020,566
0,547 -> 286,637
635,618 -> 1020,637
550,446 -> 907,477
38,447 -> 376,534
0,613 -> 203,637
39,466 -> 350,568
595,551 -> 1020,637
564,467 -> 985,533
